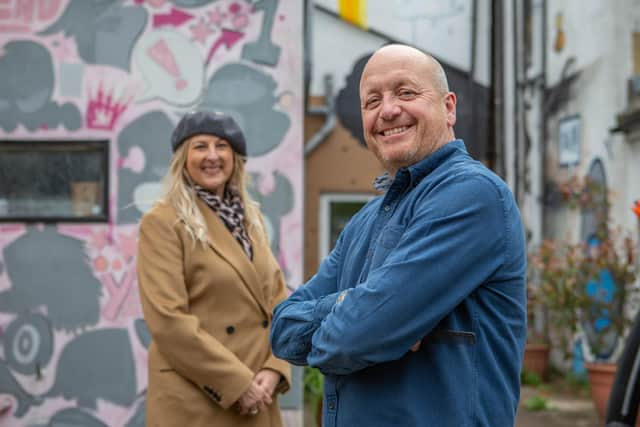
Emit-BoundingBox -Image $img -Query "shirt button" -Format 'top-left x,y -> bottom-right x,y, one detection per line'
383,205 -> 391,211
328,402 -> 336,410
226,326 -> 235,334
262,320 -> 269,328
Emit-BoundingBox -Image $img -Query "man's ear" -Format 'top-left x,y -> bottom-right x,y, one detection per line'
444,92 -> 457,126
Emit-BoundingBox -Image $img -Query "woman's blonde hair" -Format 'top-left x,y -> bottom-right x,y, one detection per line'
159,140 -> 266,247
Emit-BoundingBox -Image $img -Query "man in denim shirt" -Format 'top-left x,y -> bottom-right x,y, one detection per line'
271,44 -> 526,426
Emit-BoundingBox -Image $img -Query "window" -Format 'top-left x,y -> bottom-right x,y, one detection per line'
319,193 -> 374,259
0,140 -> 109,222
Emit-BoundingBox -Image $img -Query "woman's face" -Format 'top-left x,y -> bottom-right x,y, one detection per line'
185,134 -> 234,197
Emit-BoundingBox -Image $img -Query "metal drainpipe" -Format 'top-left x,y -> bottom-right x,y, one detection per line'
303,0 -> 312,108
303,1 -> 337,157
513,0 -> 521,205
540,0 -> 548,239
490,0 -> 505,176
305,74 -> 337,157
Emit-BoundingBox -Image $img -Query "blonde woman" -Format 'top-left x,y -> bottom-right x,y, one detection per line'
137,111 -> 290,426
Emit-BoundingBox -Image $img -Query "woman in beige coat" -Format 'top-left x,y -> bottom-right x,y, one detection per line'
137,111 -> 291,426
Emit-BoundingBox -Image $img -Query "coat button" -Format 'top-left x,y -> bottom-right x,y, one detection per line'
328,402 -> 335,410
226,326 -> 235,334
262,320 -> 269,328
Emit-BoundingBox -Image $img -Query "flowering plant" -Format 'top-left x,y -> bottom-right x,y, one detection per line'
532,176 -> 637,361
557,176 -> 608,210
530,226 -> 636,361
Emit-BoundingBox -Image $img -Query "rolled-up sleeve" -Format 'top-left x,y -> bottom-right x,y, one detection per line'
270,230 -> 346,365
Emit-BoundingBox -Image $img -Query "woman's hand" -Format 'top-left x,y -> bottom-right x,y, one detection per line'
254,368 -> 282,397
237,379 -> 272,416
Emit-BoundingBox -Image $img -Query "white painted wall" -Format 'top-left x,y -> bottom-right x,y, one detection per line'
474,0 -> 491,87
310,1 -> 492,96
310,7 -> 386,96
545,0 -> 640,237
315,0 -> 475,71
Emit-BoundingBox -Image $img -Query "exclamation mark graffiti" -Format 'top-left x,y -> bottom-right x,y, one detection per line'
147,39 -> 188,91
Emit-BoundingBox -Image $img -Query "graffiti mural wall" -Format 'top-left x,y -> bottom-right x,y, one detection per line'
0,0 -> 303,425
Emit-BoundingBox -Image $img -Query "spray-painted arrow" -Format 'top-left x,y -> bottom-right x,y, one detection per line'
153,7 -> 194,28
205,28 -> 244,64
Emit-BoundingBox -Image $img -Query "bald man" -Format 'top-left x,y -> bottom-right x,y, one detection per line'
271,45 -> 526,426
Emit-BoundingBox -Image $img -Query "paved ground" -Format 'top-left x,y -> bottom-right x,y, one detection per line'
516,385 -> 600,427
302,384 -> 601,426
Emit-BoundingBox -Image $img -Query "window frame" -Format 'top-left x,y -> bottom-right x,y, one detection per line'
0,139 -> 110,223
318,192 -> 375,260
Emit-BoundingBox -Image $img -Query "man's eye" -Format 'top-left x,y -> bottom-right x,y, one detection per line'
399,90 -> 415,98
365,99 -> 380,109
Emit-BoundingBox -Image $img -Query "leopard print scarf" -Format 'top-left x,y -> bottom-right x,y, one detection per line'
194,184 -> 253,260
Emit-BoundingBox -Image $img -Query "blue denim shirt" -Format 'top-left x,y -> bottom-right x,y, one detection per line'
271,140 -> 527,427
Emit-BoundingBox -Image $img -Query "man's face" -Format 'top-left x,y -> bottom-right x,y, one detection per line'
359,48 -> 456,174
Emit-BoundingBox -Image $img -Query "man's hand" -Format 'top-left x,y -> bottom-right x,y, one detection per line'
255,368 -> 282,397
236,378 -> 273,415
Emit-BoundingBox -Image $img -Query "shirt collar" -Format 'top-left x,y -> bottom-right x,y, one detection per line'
372,139 -> 467,192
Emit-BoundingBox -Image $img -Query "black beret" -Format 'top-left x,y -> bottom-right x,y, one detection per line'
171,111 -> 247,156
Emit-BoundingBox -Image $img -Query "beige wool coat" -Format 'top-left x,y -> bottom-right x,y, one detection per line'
137,198 -> 291,427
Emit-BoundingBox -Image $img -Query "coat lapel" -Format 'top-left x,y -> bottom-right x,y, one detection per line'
197,198 -> 270,317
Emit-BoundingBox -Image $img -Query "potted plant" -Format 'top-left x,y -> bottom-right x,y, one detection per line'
303,366 -> 324,427
522,281 -> 551,381
530,224 -> 637,422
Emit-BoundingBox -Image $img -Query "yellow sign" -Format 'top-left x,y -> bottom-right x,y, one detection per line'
338,0 -> 367,29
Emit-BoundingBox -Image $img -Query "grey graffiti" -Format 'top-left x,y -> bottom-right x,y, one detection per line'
169,0 -> 216,7
4,313 -> 54,376
39,0 -> 147,72
44,408 -> 109,427
249,171 -> 293,258
241,0 -> 281,66
0,41 -> 81,132
199,63 -> 290,156
0,227 -> 101,332
117,111 -> 173,224
336,53 -> 371,146
124,399 -> 146,427
134,318 -> 151,349
45,328 -> 137,409
0,358 -> 43,417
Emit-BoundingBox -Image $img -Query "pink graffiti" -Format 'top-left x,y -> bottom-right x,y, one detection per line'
0,0 -> 63,32
101,268 -> 137,321
231,13 -> 248,30
88,229 -> 109,251
118,232 -> 138,262
228,2 -> 242,14
152,7 -> 193,28
51,34 -> 78,61
207,7 -> 226,27
86,84 -> 130,131
0,225 -> 26,247
118,146 -> 145,174
147,39 -> 188,91
190,19 -> 212,44
205,28 -> 243,64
